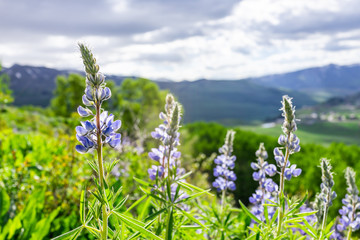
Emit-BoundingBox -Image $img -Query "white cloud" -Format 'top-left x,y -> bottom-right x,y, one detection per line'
1,0 -> 360,80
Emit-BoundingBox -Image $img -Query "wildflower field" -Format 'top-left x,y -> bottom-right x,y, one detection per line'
2,45 -> 360,240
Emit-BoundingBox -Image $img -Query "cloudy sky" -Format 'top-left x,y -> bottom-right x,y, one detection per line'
0,0 -> 360,80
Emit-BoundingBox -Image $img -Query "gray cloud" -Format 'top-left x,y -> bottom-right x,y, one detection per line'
0,0 -> 238,38
137,52 -> 185,63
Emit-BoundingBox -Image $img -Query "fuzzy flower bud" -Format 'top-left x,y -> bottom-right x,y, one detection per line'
280,95 -> 297,136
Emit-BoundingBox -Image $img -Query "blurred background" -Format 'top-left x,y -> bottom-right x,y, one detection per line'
1,0 -> 360,238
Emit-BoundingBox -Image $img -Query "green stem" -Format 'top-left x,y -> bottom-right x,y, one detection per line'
96,104 -> 108,240
319,206 -> 328,239
347,229 -> 352,240
276,137 -> 290,236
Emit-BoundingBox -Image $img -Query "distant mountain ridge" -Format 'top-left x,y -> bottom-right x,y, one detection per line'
2,63 -> 360,123
251,64 -> 360,100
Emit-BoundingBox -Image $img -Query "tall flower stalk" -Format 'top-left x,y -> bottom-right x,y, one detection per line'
275,95 -> 301,235
337,167 -> 360,240
249,143 -> 277,222
75,44 -> 121,239
147,94 -> 200,239
317,158 -> 336,239
213,130 -> 236,203
212,130 -> 236,238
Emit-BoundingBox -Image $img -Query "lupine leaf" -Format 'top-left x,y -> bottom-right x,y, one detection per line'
325,218 -> 336,233
80,190 -> 85,224
165,207 -> 174,240
139,197 -> 152,220
176,171 -> 192,181
292,211 -> 317,218
114,195 -> 128,211
86,159 -> 98,174
286,192 -> 308,217
176,189 -> 211,204
144,207 -> 169,222
126,195 -> 147,213
109,159 -> 120,173
51,226 -> 83,240
176,207 -> 207,229
134,177 -> 153,187
127,219 -> 156,240
239,200 -> 261,224
139,187 -> 166,203
112,211 -> 162,240
288,223 -> 316,238
179,225 -> 203,229
177,181 -> 211,194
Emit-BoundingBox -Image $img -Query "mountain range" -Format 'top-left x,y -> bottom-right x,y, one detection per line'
1,63 -> 360,123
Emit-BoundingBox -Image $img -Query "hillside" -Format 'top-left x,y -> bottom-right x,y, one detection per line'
252,64 -> 360,101
1,64 -> 317,123
157,79 -> 315,123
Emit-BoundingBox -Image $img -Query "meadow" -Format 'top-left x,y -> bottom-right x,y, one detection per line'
1,45 -> 360,240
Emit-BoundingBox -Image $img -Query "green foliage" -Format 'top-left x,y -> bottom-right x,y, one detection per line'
0,63 -> 13,108
0,189 -> 60,240
51,74 -> 86,117
118,78 -> 166,138
181,122 -> 360,221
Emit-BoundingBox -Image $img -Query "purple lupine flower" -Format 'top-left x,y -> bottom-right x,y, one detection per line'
75,46 -> 121,153
335,167 -> 360,237
148,94 -> 182,180
249,143 -> 278,221
212,130 -> 237,192
284,164 -> 302,181
274,95 -> 301,178
147,94 -> 189,210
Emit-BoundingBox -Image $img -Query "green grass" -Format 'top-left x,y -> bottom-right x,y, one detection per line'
240,121 -> 360,146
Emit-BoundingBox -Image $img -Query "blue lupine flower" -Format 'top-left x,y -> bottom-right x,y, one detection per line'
336,167 -> 360,236
284,164 -> 302,180
274,95 -> 301,182
75,45 -> 121,154
249,143 -> 278,221
147,94 -> 182,181
212,130 -> 237,192
147,95 -> 190,211
148,165 -> 165,181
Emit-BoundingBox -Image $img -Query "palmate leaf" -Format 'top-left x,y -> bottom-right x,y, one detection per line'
51,226 -> 84,240
239,200 -> 261,224
112,210 -> 162,240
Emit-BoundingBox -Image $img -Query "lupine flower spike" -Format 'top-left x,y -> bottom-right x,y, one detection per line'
336,167 -> 360,239
75,43 -> 121,239
249,143 -> 278,221
316,158 -> 336,239
148,94 -> 189,207
75,44 -> 121,154
275,95 -> 302,235
213,130 -> 237,193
